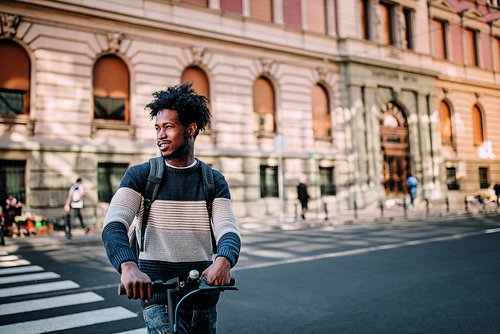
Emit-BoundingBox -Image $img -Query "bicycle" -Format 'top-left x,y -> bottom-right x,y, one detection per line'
118,270 -> 237,333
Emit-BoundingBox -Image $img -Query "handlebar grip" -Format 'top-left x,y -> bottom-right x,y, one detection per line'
228,277 -> 236,286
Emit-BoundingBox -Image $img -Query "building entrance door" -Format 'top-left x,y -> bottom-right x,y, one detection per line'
380,103 -> 411,196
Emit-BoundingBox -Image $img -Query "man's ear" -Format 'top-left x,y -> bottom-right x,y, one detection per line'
188,123 -> 197,138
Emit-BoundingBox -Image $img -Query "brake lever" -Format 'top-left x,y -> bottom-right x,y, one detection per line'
198,278 -> 238,292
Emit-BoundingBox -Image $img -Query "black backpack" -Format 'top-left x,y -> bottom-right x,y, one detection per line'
130,157 -> 217,258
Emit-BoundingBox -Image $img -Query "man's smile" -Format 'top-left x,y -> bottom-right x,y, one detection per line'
157,140 -> 171,150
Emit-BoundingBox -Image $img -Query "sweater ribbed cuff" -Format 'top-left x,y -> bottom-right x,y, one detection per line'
112,247 -> 137,273
216,248 -> 238,268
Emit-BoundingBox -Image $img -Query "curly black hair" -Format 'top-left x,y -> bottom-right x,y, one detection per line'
145,82 -> 211,137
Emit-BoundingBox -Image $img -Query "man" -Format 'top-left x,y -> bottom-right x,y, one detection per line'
494,183 -> 500,207
406,174 -> 418,207
101,83 -> 241,333
64,178 -> 87,239
297,177 -> 310,220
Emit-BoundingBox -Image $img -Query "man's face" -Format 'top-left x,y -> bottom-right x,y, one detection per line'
155,109 -> 193,161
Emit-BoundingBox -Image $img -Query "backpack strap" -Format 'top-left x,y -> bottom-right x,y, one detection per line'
139,156 -> 164,252
200,160 -> 217,254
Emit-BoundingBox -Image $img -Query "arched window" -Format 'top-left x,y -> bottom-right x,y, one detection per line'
181,66 -> 211,129
0,40 -> 30,116
253,77 -> 276,133
93,55 -> 130,122
312,84 -> 331,137
181,66 -> 210,100
439,100 -> 453,144
472,105 -> 484,145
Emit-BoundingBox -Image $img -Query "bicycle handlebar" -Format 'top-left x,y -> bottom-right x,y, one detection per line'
117,276 -> 237,295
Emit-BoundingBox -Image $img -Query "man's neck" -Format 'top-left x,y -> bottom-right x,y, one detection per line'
166,159 -> 197,169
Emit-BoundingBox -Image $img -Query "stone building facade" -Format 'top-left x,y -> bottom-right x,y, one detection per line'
0,0 -> 499,224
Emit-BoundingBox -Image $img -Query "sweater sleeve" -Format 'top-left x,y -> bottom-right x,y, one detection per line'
101,163 -> 147,272
212,170 -> 241,267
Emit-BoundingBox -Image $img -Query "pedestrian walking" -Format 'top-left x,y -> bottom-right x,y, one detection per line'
494,182 -> 500,207
406,174 -> 418,207
3,193 -> 22,236
101,83 -> 241,334
64,178 -> 88,239
297,177 -> 310,220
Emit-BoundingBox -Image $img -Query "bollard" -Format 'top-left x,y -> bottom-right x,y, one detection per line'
403,198 -> 408,219
464,196 -> 469,213
425,198 -> 429,216
353,200 -> 358,220
379,200 -> 384,218
445,197 -> 449,213
294,202 -> 298,221
323,202 -> 328,221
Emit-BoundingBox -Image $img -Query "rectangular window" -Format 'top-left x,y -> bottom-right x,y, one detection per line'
0,89 -> 26,115
98,163 -> 128,202
0,160 -> 26,205
283,0 -> 302,29
446,167 -> 460,190
431,19 -> 447,59
465,29 -> 479,66
260,165 -> 279,198
360,0 -> 369,40
220,0 -> 242,14
319,167 -> 336,196
479,167 -> 490,189
379,2 -> 394,45
403,8 -> 414,50
94,96 -> 126,121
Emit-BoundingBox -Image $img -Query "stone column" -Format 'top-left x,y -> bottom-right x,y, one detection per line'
348,84 -> 368,207
426,92 -> 445,199
416,92 -> 434,200
273,0 -> 284,24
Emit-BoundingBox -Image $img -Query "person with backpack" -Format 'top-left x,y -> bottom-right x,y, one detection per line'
297,177 -> 310,220
101,83 -> 241,334
64,178 -> 88,239
406,174 -> 418,207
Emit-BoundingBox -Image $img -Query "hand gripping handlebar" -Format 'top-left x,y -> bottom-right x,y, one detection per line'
118,270 -> 237,334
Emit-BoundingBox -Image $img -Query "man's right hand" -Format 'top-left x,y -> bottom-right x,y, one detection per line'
120,261 -> 152,301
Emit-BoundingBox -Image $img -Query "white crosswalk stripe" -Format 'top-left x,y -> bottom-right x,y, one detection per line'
0,306 -> 137,334
0,259 -> 30,267
114,329 -> 147,334
0,292 -> 104,316
0,250 -> 142,333
0,280 -> 80,297
0,255 -> 20,261
0,265 -> 44,276
0,271 -> 60,284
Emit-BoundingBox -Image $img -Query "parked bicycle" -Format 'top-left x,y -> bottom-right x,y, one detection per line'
118,269 -> 237,334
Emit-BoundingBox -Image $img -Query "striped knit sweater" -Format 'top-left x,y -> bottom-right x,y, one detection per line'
101,159 -> 241,307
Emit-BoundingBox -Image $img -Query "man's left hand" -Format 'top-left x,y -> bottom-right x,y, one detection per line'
201,256 -> 231,286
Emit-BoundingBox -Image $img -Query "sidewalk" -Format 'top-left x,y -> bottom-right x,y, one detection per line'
2,202 -> 499,252
238,202 -> 500,231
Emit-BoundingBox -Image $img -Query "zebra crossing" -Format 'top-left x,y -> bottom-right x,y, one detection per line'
0,250 -> 146,334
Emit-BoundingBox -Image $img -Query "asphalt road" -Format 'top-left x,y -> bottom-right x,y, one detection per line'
1,213 -> 499,333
